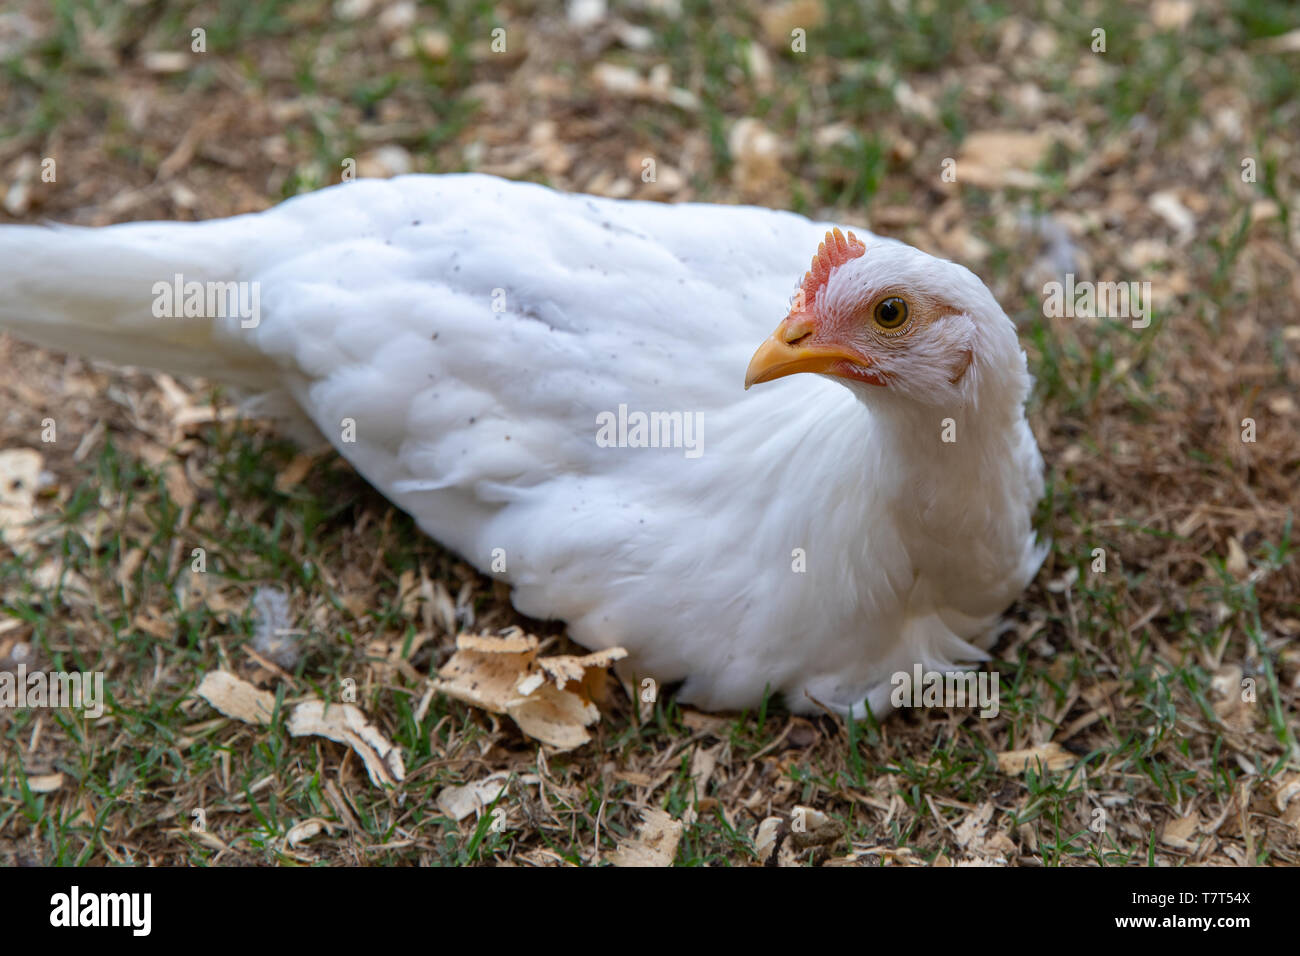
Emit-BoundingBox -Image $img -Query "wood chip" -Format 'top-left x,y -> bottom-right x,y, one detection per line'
956,130 -> 1053,189
608,808 -> 683,867
285,818 -> 330,847
506,684 -> 600,750
431,629 -> 627,751
953,801 -> 995,849
25,772 -> 64,793
759,0 -> 825,48
273,452 -> 317,493
0,448 -> 42,552
1224,536 -> 1250,580
287,700 -> 406,787
1161,812 -> 1200,850
433,631 -> 539,713
755,816 -> 783,864
436,771 -> 540,821
196,670 -> 277,726
997,741 -> 1075,775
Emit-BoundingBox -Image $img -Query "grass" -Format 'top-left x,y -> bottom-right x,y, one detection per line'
1,0 -> 1298,866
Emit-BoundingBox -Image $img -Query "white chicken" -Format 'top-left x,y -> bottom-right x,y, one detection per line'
0,174 -> 1046,716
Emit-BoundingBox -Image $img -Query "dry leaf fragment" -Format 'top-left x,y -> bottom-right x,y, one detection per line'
0,448 -> 43,552
1274,774 -> 1300,813
196,670 -> 277,726
433,630 -> 540,712
141,51 -> 189,73
285,818 -> 333,847
431,630 -> 628,751
1267,394 -> 1296,416
537,646 -> 627,691
417,29 -> 451,59
160,461 -> 195,507
436,771 -> 541,822
789,805 -> 838,850
274,452 -> 317,493
729,118 -> 784,198
456,630 -> 537,654
1224,537 -> 1250,580
997,741 -> 1075,775
397,568 -> 421,620
591,62 -> 641,95
755,817 -> 783,864
953,801 -> 995,849
609,808 -> 683,867
590,63 -> 698,110
506,685 -> 600,750
1151,0 -> 1195,30
680,708 -> 731,737
759,0 -> 825,48
984,831 -> 1018,857
1260,28 -> 1300,52
1212,664 -> 1254,731
189,829 -> 230,853
25,773 -> 64,793
1149,190 -> 1196,244
689,743 -> 721,796
437,774 -> 511,822
357,145 -> 414,179
287,700 -> 406,787
956,130 -> 1053,189
681,742 -> 724,825
1161,813 -> 1200,850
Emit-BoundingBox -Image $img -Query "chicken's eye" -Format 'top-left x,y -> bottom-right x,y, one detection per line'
873,296 -> 910,330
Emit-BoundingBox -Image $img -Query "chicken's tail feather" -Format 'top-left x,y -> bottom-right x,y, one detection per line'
0,219 -> 275,387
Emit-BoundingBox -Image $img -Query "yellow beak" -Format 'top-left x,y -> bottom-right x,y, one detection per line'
744,316 -> 874,390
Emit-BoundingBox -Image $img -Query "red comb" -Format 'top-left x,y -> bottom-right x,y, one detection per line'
799,228 -> 866,306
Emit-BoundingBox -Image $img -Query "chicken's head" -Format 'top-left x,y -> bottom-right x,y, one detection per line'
745,228 -> 1012,406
